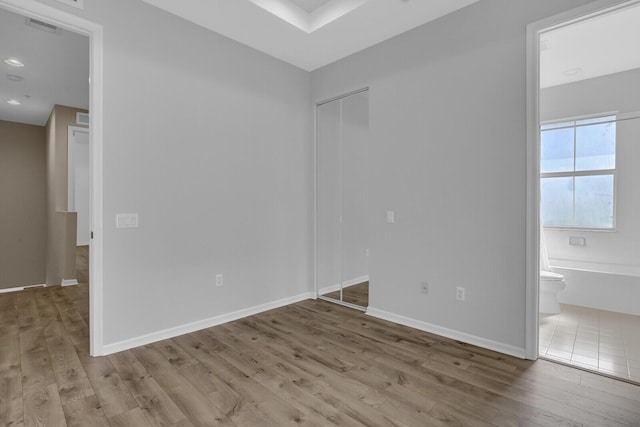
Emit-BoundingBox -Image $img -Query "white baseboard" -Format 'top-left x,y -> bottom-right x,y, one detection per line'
0,284 -> 45,294
61,279 -> 79,287
318,275 -> 369,295
366,307 -> 525,359
102,291 -> 315,355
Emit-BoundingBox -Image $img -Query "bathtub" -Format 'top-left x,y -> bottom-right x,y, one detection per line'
550,261 -> 640,316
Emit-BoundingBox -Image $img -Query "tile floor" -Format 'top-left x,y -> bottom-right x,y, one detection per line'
540,304 -> 640,383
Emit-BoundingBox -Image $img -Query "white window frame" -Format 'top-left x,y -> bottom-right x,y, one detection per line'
540,113 -> 617,231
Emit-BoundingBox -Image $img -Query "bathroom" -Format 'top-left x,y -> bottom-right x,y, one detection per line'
537,2 -> 640,382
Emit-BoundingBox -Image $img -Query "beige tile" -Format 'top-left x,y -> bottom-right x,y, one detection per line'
571,354 -> 598,368
626,358 -> 640,369
574,341 -> 598,352
546,348 -> 573,361
541,304 -> 640,382
600,336 -> 624,346
599,345 -> 626,358
548,342 -> 574,353
598,354 -> 627,366
598,360 -> 628,374
544,353 -> 571,365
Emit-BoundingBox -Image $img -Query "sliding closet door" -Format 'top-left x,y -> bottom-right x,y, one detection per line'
340,91 -> 369,307
316,100 -> 342,299
316,90 -> 369,308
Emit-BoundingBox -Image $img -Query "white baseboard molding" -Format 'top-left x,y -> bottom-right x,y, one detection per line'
366,307 -> 525,359
102,291 -> 315,356
318,275 -> 369,296
61,279 -> 79,287
0,283 -> 45,294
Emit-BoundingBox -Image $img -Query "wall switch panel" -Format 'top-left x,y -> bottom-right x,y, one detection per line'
456,286 -> 466,301
386,211 -> 395,223
116,213 -> 139,228
569,236 -> 586,246
216,274 -> 223,287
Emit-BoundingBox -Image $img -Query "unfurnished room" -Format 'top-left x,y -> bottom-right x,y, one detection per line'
1,0 -> 639,425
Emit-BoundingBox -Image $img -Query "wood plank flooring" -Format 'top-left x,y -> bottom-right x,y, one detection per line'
2,284 -> 640,426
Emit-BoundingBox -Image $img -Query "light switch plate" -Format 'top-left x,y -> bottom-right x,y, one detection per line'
116,213 -> 139,228
387,211 -> 395,224
569,236 -> 586,246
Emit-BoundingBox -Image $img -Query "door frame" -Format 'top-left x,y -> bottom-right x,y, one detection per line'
0,0 -> 105,356
524,0 -> 637,360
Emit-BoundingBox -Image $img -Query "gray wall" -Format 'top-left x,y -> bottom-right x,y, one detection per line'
35,0 -> 312,346
0,120 -> 46,289
30,0 -> 604,353
311,0 -> 594,350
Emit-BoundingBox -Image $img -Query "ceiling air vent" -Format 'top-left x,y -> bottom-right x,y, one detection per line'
54,0 -> 84,9
76,112 -> 89,126
26,18 -> 58,34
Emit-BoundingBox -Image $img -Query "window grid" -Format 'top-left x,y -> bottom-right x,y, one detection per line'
540,114 -> 616,230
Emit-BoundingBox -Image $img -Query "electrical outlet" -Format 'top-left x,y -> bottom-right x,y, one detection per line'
366,248 -> 370,257
456,286 -> 465,301
420,281 -> 429,294
216,274 -> 223,287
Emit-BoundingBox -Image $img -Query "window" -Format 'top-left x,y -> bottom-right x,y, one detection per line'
540,115 -> 616,229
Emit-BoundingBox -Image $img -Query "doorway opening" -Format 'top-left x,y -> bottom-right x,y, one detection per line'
315,88 -> 370,311
527,0 -> 640,383
0,0 -> 104,355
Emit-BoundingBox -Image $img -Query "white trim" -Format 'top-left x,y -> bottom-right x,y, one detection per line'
318,295 -> 367,312
366,307 -> 526,359
0,0 -> 105,357
76,112 -> 90,125
55,0 -> 83,10
102,292 -> 314,355
67,126 -> 89,211
318,274 -> 369,295
61,279 -> 79,287
524,0 -> 637,361
0,284 -> 45,294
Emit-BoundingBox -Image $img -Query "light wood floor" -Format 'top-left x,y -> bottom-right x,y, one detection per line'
2,284 -> 640,426
323,282 -> 369,308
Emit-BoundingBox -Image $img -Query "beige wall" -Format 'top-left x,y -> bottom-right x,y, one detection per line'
45,105 -> 88,285
0,120 -> 47,289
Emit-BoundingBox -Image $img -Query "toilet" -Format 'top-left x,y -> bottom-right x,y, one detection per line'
539,270 -> 566,314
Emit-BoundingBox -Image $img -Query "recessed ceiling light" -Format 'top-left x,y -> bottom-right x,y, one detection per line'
3,58 -> 25,67
7,74 -> 23,82
7,99 -> 22,105
563,67 -> 583,76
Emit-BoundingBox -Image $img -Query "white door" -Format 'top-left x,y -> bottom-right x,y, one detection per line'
68,127 -> 90,246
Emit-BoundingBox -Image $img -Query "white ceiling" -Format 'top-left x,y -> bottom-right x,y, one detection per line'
291,0 -> 333,13
3,0 -> 637,126
540,2 -> 640,88
140,0 -> 480,71
0,7 -> 89,126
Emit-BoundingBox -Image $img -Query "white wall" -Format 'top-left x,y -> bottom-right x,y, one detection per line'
35,0 -> 312,347
311,0 -> 594,354
541,68 -> 640,273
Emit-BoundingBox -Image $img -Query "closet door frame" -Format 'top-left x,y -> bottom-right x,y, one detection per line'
314,87 -> 369,312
